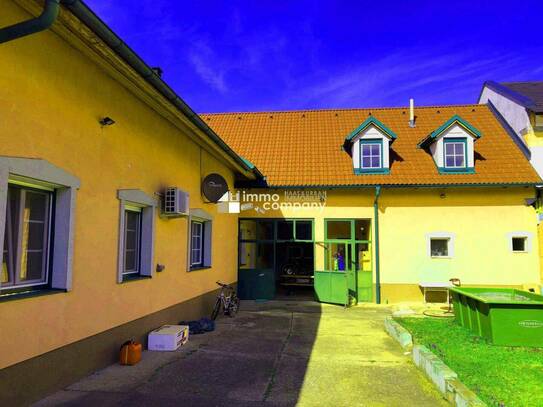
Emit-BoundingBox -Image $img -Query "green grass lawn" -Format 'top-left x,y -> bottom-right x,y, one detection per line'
395,317 -> 543,407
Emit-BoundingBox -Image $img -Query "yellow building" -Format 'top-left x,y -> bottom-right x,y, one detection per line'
203,106 -> 542,305
0,1 -> 259,404
479,81 -> 543,283
1,1 -> 542,405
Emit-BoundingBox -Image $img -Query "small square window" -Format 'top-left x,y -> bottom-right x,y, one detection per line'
512,237 -> 527,252
360,142 -> 382,169
295,221 -> 312,241
443,140 -> 466,169
535,114 -> 543,128
430,238 -> 449,257
277,220 -> 294,240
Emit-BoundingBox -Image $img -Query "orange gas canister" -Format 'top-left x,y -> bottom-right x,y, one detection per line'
119,340 -> 142,366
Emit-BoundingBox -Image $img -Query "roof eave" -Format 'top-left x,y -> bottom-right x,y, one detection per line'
482,81 -> 539,112
262,182 -> 541,190
58,1 -> 261,180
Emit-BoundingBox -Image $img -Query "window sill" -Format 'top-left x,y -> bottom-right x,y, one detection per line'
354,168 -> 390,175
189,266 -> 212,272
121,274 -> 152,284
430,256 -> 452,259
438,167 -> 475,174
0,287 -> 66,303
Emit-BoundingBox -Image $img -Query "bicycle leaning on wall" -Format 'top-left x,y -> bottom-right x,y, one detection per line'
211,281 -> 240,320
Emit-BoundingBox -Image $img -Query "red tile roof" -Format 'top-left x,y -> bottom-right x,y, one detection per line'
202,104 -> 541,187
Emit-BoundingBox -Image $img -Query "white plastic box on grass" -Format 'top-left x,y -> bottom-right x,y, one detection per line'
148,325 -> 189,351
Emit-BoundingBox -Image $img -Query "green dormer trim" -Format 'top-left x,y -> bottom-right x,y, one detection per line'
344,116 -> 398,143
418,115 -> 482,148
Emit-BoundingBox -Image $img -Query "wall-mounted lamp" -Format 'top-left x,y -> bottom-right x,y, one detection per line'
440,193 -> 446,199
99,117 -> 116,127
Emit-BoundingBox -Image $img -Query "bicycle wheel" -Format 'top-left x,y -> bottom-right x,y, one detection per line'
228,295 -> 240,317
211,298 -> 222,320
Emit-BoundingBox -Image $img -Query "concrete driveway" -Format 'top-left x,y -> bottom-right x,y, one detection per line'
36,301 -> 446,407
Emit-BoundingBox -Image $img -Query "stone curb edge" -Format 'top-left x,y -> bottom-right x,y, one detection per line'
385,317 -> 486,407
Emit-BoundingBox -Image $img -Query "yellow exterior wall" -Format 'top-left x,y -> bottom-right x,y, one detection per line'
521,111 -> 543,284
538,213 -> 543,285
2,0 -> 542,372
0,2 -> 239,369
379,188 -> 538,286
239,186 -> 541,302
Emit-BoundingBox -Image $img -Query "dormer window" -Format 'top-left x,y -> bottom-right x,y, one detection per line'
418,115 -> 481,174
360,140 -> 383,170
344,117 -> 397,175
443,138 -> 466,169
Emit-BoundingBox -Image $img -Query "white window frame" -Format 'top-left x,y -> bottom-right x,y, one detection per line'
122,206 -> 142,277
507,232 -> 532,253
426,232 -> 455,258
360,142 -> 382,169
0,156 -> 80,292
117,190 -> 156,283
188,208 -> 213,271
2,185 -> 53,289
190,221 -> 204,267
443,140 -> 466,169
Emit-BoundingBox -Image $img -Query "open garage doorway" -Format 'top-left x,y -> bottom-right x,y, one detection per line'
238,219 -> 315,301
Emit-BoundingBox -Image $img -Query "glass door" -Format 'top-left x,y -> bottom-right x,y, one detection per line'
353,220 -> 373,302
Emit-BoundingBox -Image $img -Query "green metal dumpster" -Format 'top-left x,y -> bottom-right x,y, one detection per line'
450,287 -> 543,347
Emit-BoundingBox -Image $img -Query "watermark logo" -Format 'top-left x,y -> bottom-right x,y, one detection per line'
218,190 -> 327,214
518,320 -> 543,329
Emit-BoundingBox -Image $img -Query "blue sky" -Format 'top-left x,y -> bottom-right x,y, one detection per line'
86,0 -> 543,113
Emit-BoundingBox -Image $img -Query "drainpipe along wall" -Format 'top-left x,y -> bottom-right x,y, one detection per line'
0,0 -> 60,44
374,186 -> 382,304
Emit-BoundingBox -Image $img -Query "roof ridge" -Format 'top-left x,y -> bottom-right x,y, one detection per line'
200,103 -> 484,116
501,81 -> 543,85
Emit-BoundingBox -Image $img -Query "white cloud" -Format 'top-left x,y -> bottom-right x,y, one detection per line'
188,51 -> 228,93
284,47 -> 543,108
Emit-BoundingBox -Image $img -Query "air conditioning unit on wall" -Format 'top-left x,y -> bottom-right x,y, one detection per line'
161,187 -> 189,217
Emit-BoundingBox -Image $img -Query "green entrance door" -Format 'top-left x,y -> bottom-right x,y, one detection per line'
314,219 -> 373,305
238,220 -> 275,300
314,241 -> 349,305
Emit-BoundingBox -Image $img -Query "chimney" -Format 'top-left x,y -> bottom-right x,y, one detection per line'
409,98 -> 416,127
152,67 -> 163,77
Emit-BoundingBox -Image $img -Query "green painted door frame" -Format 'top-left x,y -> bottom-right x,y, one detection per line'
238,218 -> 315,300
314,219 -> 373,305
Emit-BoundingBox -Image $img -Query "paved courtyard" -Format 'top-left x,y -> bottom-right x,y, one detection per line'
36,301 -> 446,406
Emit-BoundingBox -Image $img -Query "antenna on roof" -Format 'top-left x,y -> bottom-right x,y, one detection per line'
409,98 -> 416,128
